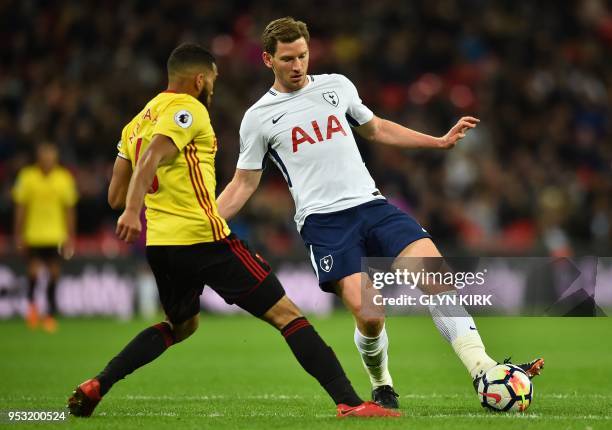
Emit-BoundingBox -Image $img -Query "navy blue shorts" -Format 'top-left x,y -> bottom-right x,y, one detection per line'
300,199 -> 431,292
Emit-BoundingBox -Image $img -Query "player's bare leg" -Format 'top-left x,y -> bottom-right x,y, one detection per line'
68,316 -> 194,417
336,274 -> 399,408
261,294 -> 399,417
260,294 -> 302,329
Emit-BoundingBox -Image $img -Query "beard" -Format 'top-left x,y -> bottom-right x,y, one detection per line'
197,83 -> 212,108
198,91 -> 211,108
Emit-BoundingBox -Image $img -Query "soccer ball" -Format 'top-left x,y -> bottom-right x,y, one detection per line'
477,364 -> 533,412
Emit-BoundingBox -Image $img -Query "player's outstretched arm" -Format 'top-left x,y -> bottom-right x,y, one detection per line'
217,168 -> 262,221
356,115 -> 479,150
116,135 -> 178,243
108,157 -> 133,210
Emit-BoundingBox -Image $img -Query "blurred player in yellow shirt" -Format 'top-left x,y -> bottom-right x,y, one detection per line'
12,142 -> 78,332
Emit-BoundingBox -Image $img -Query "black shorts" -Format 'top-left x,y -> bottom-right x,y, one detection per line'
27,246 -> 60,262
145,233 -> 285,324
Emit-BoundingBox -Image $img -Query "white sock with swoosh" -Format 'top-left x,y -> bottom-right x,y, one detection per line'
354,326 -> 393,388
429,291 -> 496,379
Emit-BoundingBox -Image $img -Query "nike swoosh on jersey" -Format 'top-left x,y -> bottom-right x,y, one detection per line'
272,112 -> 287,124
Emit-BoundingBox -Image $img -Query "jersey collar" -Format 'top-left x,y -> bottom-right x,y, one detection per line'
268,75 -> 313,98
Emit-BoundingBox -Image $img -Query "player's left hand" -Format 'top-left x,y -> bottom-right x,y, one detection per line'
116,210 -> 142,243
14,235 -> 26,256
59,238 -> 75,260
439,116 -> 480,149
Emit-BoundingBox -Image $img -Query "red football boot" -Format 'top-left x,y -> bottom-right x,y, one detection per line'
336,401 -> 401,418
67,378 -> 102,417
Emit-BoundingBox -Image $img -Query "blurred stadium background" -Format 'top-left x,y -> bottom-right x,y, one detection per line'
0,0 -> 610,319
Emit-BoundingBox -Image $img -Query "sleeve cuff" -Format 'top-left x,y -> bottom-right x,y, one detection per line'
236,160 -> 265,170
353,109 -> 374,126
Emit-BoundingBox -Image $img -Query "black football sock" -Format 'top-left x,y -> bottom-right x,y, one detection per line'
281,317 -> 363,407
96,322 -> 175,396
27,276 -> 36,302
46,279 -> 57,316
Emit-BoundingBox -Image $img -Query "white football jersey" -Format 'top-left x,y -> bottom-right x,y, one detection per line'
238,74 -> 384,230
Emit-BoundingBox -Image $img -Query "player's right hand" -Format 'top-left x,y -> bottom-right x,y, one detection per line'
439,116 -> 480,149
14,235 -> 25,256
60,237 -> 75,260
116,210 -> 141,243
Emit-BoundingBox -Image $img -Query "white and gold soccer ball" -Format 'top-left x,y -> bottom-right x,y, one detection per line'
477,364 -> 533,412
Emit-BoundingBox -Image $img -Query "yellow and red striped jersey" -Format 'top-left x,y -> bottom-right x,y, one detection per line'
117,91 -> 230,245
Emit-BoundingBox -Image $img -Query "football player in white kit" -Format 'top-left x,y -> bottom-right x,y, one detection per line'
217,17 -> 544,408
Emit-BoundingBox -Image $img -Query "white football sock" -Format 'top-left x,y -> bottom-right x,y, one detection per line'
428,291 -> 497,379
354,325 -> 393,388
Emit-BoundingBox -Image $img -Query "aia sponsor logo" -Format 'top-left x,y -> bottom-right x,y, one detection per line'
292,115 -> 347,152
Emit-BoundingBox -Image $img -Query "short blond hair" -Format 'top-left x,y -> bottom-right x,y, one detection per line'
262,17 -> 310,55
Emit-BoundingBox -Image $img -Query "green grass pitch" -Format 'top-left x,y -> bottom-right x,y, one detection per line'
1,313 -> 611,429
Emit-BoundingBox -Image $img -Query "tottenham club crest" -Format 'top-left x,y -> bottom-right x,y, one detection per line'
320,255 -> 333,272
174,110 -> 193,128
322,91 -> 340,107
